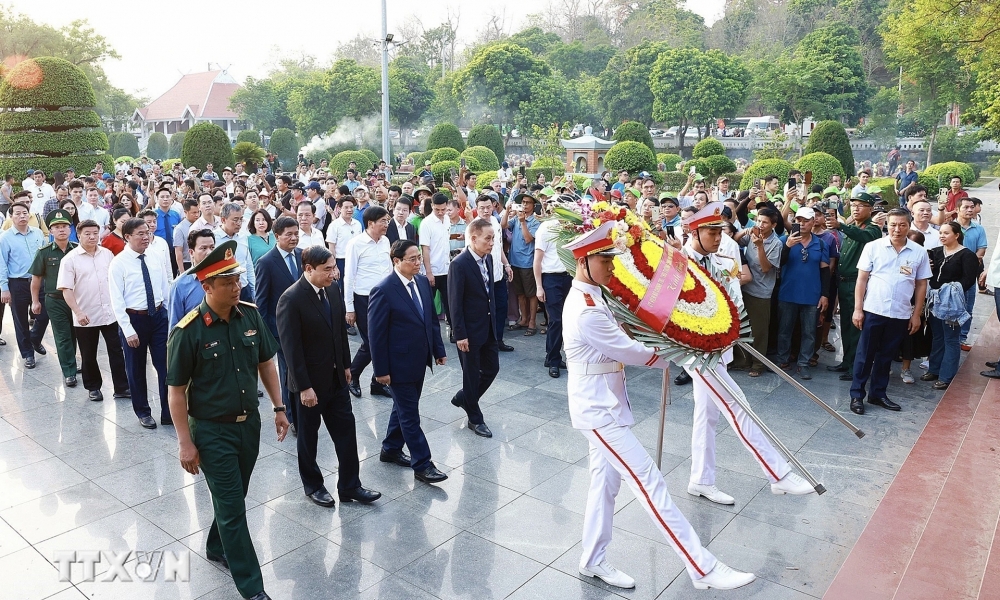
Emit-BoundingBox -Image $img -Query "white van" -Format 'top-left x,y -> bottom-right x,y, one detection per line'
746,116 -> 781,134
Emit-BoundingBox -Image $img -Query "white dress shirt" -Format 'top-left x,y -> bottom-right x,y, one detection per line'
913,223 -> 942,250
343,232 -> 392,312
147,235 -> 173,281
214,228 -> 256,292
395,270 -> 423,311
419,213 -> 451,276
326,217 -> 363,258
987,229 -> 1000,288
390,219 -> 411,241
857,237 -> 932,319
466,215 -> 505,282
534,219 -> 566,274
79,203 -> 110,231
297,227 -> 326,249
25,182 -> 55,216
108,245 -> 171,338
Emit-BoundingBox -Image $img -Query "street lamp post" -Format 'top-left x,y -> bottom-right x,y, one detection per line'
380,0 -> 391,165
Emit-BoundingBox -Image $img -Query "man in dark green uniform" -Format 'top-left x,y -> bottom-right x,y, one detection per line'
29,209 -> 77,386
166,240 -> 287,600
826,192 -> 883,381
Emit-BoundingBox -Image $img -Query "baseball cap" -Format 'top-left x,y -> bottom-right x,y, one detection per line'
795,206 -> 816,219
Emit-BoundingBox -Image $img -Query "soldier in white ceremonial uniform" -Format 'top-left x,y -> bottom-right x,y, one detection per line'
562,221 -> 756,592
681,202 -> 814,504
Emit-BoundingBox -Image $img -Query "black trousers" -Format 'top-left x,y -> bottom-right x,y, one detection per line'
382,378 -> 432,472
455,331 -> 499,425
349,293 -> 376,384
76,323 -> 129,393
296,384 -> 361,495
8,278 -> 48,358
276,349 -> 294,426
119,309 -> 168,420
493,276 -> 508,342
432,274 -> 449,325
542,272 -> 572,367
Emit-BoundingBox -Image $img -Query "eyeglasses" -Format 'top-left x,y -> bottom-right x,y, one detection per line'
402,255 -> 422,263
800,248 -> 809,263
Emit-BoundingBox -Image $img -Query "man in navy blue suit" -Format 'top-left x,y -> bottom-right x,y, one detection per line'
447,218 -> 500,438
368,239 -> 449,484
254,216 -> 302,429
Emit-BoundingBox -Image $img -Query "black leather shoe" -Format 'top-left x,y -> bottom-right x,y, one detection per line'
370,384 -> 392,397
449,330 -> 455,343
257,389 -> 264,397
247,592 -> 272,600
161,415 -> 173,426
868,396 -> 901,411
88,390 -> 103,402
414,466 -> 448,484
919,372 -> 938,381
348,381 -> 362,398
339,487 -> 381,503
76,364 -> 81,373
307,488 -> 336,507
24,356 -> 35,369
113,390 -> 131,399
674,371 -> 692,385
32,344 -> 46,355
498,342 -> 515,352
139,416 -> 157,429
850,398 -> 865,415
986,361 -> 998,369
450,393 -> 463,408
839,373 -> 853,381
981,368 -> 1000,379
826,364 -> 848,373
65,376 -> 77,387
548,366 -> 560,378
469,422 -> 493,438
379,449 -> 411,467
206,551 -> 229,569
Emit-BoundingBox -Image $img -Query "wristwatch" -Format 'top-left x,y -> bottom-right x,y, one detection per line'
273,406 -> 286,413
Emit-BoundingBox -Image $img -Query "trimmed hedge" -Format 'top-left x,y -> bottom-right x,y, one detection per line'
0,109 -> 101,132
432,160 -> 460,184
168,132 -> 185,159
692,138 -> 725,159
236,130 -> 260,145
467,125 -> 504,165
0,154 -> 113,179
461,145 -> 501,172
146,132 -> 168,160
612,121 -> 656,153
475,170 -> 498,190
804,121 -> 855,177
0,131 -> 108,156
703,155 -> 737,179
533,156 -> 565,172
657,153 -> 683,172
869,177 -> 899,208
115,156 -> 136,164
431,147 -> 461,163
304,148 -> 331,164
427,123 -> 464,152
662,171 -> 691,191
330,150 -> 374,179
181,123 -> 234,171
0,57 -> 96,109
604,141 -> 656,175
268,128 -> 298,167
360,148 -> 380,166
918,162 -> 976,190
461,155 -> 484,173
793,152 -> 845,188
739,158 -> 794,190
113,133 -> 139,159
161,158 -> 182,171
406,151 -> 424,164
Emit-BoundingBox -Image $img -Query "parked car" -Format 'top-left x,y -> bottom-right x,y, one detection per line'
649,128 -> 666,137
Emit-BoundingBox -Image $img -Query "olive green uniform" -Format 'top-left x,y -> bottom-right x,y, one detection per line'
29,241 -> 77,378
166,299 -> 278,599
835,219 -> 882,375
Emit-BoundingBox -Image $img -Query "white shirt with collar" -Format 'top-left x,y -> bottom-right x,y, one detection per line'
390,218 -> 411,241
466,214 -> 505,282
913,223 -> 942,250
534,219 -> 566,274
214,227 -> 256,292
147,235 -> 173,281
326,217 -> 363,258
343,232 -> 392,311
419,213 -> 451,276
297,227 -> 326,249
25,181 -> 55,215
394,270 -> 424,310
986,228 -> 1000,288
857,237 -> 931,319
108,245 -> 171,338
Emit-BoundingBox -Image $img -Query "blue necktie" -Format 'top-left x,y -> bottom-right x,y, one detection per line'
408,281 -> 423,319
318,288 -> 333,327
285,251 -> 298,278
138,254 -> 156,312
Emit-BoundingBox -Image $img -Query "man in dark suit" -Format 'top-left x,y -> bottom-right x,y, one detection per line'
385,195 -> 417,244
276,245 -> 381,507
369,239 -> 449,484
254,216 -> 302,428
447,218 -> 500,438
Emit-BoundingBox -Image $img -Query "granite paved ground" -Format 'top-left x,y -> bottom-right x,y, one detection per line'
0,180 -> 995,599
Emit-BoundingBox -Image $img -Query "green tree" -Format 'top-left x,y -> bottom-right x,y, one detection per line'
804,121 -> 855,176
604,141 -> 657,174
99,86 -> 147,133
114,133 -> 139,158
388,56 -> 433,138
168,131 -> 185,159
597,41 -> 672,125
649,48 -> 748,156
794,151 -> 846,187
146,132 -> 168,160
181,123 -> 234,171
286,60 -> 380,138
546,42 -> 616,79
692,138 -> 725,158
507,27 -> 562,54
619,0 -> 707,51
427,123 -> 465,152
861,86 -> 901,149
268,128 -> 299,167
927,127 -> 979,164
461,145 -> 501,172
466,125 -> 505,165
236,130 -> 261,145
612,121 -> 656,153
514,74 -> 582,140
233,142 -> 266,167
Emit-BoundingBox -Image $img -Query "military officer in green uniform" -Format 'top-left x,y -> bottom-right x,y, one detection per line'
166,240 -> 287,600
826,192 -> 884,380
29,209 -> 78,386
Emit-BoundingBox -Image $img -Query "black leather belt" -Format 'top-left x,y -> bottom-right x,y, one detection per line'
202,412 -> 249,423
126,304 -> 163,315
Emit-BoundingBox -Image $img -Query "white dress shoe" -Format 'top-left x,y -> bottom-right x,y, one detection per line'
771,472 -> 815,495
580,560 -> 635,589
687,482 -> 735,505
693,561 -> 756,590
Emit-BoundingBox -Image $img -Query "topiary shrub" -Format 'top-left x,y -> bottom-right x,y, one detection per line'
657,153 -> 683,172
360,148 -> 380,166
918,161 -> 976,191
467,124 -> 504,165
330,150 -> 374,179
426,123 -> 464,152
161,158 -> 182,171
115,156 -> 136,164
115,133 -> 140,159
612,121 -> 655,153
460,155 -> 484,173
604,141 -> 656,175
304,148 -> 330,165
168,131 -> 185,159
703,155 -> 737,179
431,147 -> 461,164
804,121 -> 855,176
692,138 -> 725,159
793,152 -> 845,188
868,177 -> 899,208
146,132 -> 168,160
236,130 -> 260,145
475,170 -> 498,190
181,123 -> 234,171
268,128 -> 298,167
461,145 -> 501,172
738,158 -> 794,190
683,158 -> 711,178
233,142 -> 266,167
406,151 -> 424,165
0,57 -> 112,178
662,171 -> 690,191
533,156 -> 565,172
431,160 -> 460,185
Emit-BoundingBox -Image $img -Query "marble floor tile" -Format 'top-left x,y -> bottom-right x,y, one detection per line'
0,481 -> 128,545
507,567 -> 629,599
0,456 -> 87,511
91,453 -> 203,507
0,546 -> 73,600
400,468 -> 521,529
181,504 -> 319,566
0,434 -> 54,473
525,463 -> 640,516
467,495 -> 584,564
0,515 -> 30,559
134,480 -> 260,540
459,444 -> 571,493
508,421 -> 590,464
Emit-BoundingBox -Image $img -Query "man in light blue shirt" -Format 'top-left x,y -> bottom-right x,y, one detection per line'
213,202 -> 256,303
958,197 -> 988,346
501,193 -> 541,333
167,228 -> 215,329
0,202 -> 48,367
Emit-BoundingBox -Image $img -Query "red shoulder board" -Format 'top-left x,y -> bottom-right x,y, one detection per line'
583,293 -> 596,306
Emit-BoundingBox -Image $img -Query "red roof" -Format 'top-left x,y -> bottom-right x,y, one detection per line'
137,71 -> 241,122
